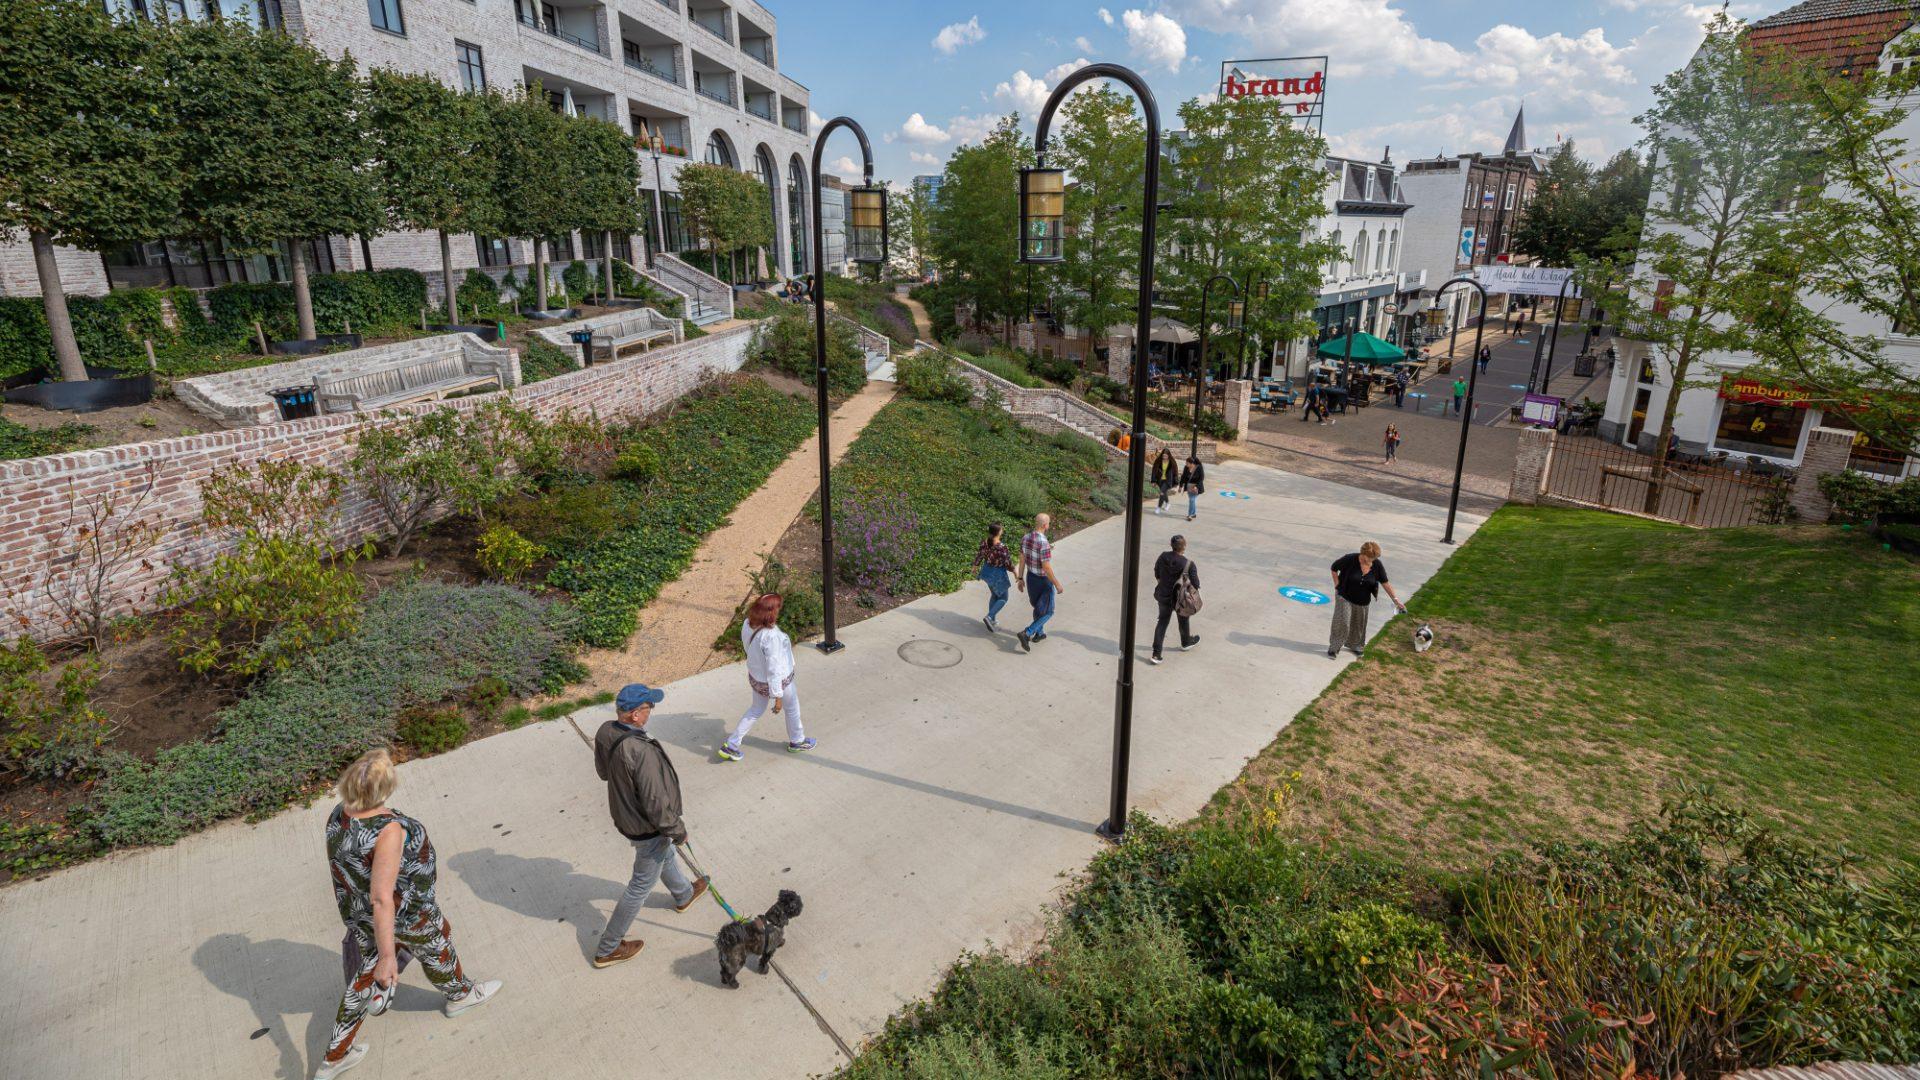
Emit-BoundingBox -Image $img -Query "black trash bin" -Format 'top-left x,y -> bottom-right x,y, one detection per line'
270,385 -> 318,421
568,328 -> 596,368
1573,353 -> 1596,378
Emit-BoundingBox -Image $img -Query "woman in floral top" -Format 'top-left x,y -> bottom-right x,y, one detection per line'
316,748 -> 503,1080
973,522 -> 1020,632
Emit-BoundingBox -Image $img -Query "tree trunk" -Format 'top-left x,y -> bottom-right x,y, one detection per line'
439,229 -> 456,322
31,229 -> 87,383
288,238 -> 317,340
603,231 -> 616,302
534,238 -> 549,310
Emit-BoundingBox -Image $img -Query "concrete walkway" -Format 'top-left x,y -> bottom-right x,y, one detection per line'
0,462 -> 1480,1080
583,378 -> 896,692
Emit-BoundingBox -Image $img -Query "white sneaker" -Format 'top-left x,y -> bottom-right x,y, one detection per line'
445,979 -> 502,1018
313,1045 -> 367,1080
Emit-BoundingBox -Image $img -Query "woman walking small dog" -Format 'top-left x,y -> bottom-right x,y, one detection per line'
972,522 -> 1020,632
1151,447 -> 1178,515
720,594 -> 814,760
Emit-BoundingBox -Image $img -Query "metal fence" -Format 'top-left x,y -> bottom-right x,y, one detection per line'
1542,436 -> 1797,527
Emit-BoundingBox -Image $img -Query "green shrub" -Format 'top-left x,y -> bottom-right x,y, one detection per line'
84,581 -> 578,847
0,289 -> 179,378
908,281 -> 959,342
397,706 -> 469,755
476,524 -> 545,583
968,352 -> 1045,389
610,439 -> 662,485
456,268 -> 508,319
1820,470 -> 1920,522
562,260 -> 593,302
749,303 -> 866,394
467,675 -> 510,723
497,481 -> 641,554
520,337 -> 579,384
716,558 -> 823,652
1,638 -> 112,780
1048,430 -> 1108,471
0,418 -> 91,462
1027,350 -> 1080,386
983,473 -> 1045,520
894,349 -> 973,404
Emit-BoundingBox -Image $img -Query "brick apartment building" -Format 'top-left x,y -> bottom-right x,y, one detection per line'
0,0 -> 814,303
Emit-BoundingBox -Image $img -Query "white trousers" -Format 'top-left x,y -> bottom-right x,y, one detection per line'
730,681 -> 804,747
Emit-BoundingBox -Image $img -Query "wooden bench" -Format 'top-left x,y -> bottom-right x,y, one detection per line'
589,310 -> 679,361
314,345 -> 510,413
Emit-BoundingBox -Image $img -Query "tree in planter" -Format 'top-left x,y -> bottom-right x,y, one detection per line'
0,2 -> 179,382
167,18 -> 381,342
571,115 -> 644,304
677,162 -> 772,284
930,117 -> 1031,340
1051,86 -> 1145,364
366,68 -> 498,324
1600,12 -> 1818,513
490,85 -> 582,312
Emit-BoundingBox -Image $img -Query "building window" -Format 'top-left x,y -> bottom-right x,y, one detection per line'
787,156 -> 808,272
1463,181 -> 1476,209
456,41 -> 486,92
1352,231 -> 1369,277
545,234 -> 575,261
1386,228 -> 1399,270
1326,230 -> 1342,278
367,0 -> 402,33
1714,399 -> 1806,457
476,236 -> 511,267
705,132 -> 734,167
1504,183 -> 1516,210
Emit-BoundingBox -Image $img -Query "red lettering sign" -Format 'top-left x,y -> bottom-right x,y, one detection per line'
1223,71 -> 1324,100
1719,375 -> 1812,408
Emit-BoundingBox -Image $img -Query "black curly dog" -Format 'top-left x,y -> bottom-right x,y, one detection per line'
716,890 -> 803,988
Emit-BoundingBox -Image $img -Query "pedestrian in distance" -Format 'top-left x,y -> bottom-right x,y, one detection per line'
315,749 -> 503,1080
1151,447 -> 1178,515
593,683 -> 708,969
1016,513 -> 1063,653
1180,455 -> 1206,521
1301,383 -> 1325,424
720,595 -> 814,760
1384,424 -> 1401,465
1451,376 -> 1468,416
1392,367 -> 1408,407
1148,534 -> 1200,664
972,522 -> 1020,632
1477,346 -> 1492,374
1326,541 -> 1407,660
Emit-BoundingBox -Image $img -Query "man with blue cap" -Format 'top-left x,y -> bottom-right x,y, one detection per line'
590,683 -> 707,969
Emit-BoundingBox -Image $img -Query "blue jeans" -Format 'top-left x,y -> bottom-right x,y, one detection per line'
1024,571 -> 1055,637
595,835 -> 693,958
980,565 -> 1011,624
1187,491 -> 1199,517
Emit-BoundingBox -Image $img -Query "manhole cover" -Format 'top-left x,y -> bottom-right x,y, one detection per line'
897,639 -> 963,669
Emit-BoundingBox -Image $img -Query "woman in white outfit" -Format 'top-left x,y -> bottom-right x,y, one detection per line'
718,594 -> 814,761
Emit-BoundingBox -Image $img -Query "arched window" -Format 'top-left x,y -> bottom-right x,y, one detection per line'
1326,230 -> 1342,278
1352,231 -> 1369,277
787,155 -> 809,272
1386,228 -> 1399,271
754,146 -> 782,271
704,131 -> 734,168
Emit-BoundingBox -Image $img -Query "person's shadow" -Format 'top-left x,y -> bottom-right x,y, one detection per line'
446,847 -> 711,962
1226,629 -> 1336,656
192,933 -> 343,1080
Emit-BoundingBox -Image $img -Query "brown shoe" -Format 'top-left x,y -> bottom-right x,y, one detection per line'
592,940 -> 643,969
676,877 -> 710,913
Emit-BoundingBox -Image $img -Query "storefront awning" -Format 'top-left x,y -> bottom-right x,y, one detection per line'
1315,332 -> 1405,364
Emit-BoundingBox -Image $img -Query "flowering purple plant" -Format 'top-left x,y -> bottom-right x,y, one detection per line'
836,490 -> 921,599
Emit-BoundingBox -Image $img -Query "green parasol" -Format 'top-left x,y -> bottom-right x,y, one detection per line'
1314,332 -> 1406,365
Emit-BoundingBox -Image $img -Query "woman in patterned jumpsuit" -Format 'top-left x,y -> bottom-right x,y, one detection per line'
315,748 -> 503,1079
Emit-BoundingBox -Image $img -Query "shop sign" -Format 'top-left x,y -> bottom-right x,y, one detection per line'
1719,375 -> 1813,408
1474,265 -> 1579,297
1218,56 -> 1327,130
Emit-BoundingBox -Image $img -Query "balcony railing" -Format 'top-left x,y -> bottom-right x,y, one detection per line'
741,40 -> 772,65
519,13 -> 600,54
746,98 -> 774,121
693,76 -> 734,106
653,0 -> 677,9
691,15 -> 731,44
624,52 -> 682,86
783,114 -> 805,133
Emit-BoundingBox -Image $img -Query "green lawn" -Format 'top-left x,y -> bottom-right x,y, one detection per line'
1226,506 -> 1920,873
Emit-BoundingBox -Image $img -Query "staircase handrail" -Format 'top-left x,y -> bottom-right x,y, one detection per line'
655,253 -> 735,321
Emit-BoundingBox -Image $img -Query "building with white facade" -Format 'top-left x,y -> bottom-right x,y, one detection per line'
0,0 -> 814,302
1600,0 -> 1918,478
1280,153 -> 1412,377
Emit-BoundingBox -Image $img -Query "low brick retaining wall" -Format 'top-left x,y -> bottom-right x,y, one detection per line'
0,326 -> 753,640
174,333 -> 521,427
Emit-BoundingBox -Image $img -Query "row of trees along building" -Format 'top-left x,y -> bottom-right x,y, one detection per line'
1,1 -> 647,382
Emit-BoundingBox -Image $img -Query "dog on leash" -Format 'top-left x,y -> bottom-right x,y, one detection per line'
716,890 -> 804,988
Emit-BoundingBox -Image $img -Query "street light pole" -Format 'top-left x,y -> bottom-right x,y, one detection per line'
1538,274 -> 1575,393
808,117 -> 885,654
1235,274 -> 1268,379
1021,62 -> 1160,842
1191,273 -> 1241,459
1433,276 -> 1490,544
648,136 -> 666,270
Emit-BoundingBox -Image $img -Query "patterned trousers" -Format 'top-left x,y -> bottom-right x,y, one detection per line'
1329,596 -> 1371,653
325,909 -> 473,1064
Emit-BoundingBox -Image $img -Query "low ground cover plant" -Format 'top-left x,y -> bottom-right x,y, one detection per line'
749,303 -> 867,394
0,417 -> 91,462
824,274 -> 918,347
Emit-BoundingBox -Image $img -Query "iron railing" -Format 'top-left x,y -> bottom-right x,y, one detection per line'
1542,436 -> 1798,527
519,13 -> 600,54
623,53 -> 682,86
693,75 -> 734,106
691,15 -> 731,44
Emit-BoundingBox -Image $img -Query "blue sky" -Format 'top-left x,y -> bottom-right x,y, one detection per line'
775,0 -> 1773,186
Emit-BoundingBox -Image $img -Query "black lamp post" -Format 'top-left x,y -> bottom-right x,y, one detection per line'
1021,62 -> 1160,842
1235,275 -> 1269,380
1191,273 -> 1242,458
809,117 -> 886,654
1432,276 -> 1490,544
647,135 -> 667,269
1533,274 -> 1577,394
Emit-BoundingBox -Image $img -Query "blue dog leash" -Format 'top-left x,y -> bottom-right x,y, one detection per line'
674,841 -> 747,924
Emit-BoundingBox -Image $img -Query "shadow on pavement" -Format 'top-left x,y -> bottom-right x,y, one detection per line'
1225,630 -> 1338,657
894,605 -> 1023,653
445,848 -> 632,961
192,933 -> 339,1080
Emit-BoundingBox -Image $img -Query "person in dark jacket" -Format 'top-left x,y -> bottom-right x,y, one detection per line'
1150,448 -> 1178,515
1148,535 -> 1199,664
591,683 -> 707,969
1180,456 -> 1206,521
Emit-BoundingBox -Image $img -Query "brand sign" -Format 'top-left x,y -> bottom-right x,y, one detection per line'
1720,375 -> 1813,408
1219,56 -> 1327,131
1474,265 -> 1579,298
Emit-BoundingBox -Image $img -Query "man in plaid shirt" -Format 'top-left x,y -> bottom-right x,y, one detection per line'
1017,513 -> 1064,653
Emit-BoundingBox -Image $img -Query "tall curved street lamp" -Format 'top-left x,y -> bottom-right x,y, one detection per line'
1020,62 -> 1160,842
1529,273 -> 1578,394
809,117 -> 887,654
1191,273 -> 1242,458
1235,274 -> 1270,380
1431,275 -> 1491,544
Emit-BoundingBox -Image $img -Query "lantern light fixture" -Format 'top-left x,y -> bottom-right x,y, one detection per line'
1226,299 -> 1245,330
849,183 -> 888,265
1018,167 -> 1066,264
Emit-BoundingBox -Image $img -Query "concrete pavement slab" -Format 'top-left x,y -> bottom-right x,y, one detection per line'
0,461 -> 1481,1080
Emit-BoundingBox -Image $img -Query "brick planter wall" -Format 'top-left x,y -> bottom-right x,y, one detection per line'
0,325 -> 753,640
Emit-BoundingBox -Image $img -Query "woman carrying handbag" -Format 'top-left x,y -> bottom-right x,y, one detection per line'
1179,455 -> 1206,521
1148,534 -> 1200,664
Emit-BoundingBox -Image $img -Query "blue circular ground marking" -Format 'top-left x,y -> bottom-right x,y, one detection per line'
1279,586 -> 1330,606
1218,490 -> 1251,500
1508,383 -> 1528,390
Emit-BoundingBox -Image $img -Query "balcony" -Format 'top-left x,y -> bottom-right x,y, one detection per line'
689,2 -> 731,45
619,16 -> 682,86
632,110 -> 691,158
742,75 -> 776,122
737,11 -> 773,66
514,0 -> 604,55
781,97 -> 806,134
690,51 -> 736,107
526,67 -> 617,121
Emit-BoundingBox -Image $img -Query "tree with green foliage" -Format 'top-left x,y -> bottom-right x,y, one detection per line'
677,162 -> 772,283
0,2 -> 179,381
1161,95 -> 1334,378
572,117 -> 644,303
168,18 -> 381,341
1601,12 -> 1819,512
930,116 -> 1031,340
490,85 -> 579,310
1050,86 -> 1145,354
366,68 -> 497,322
887,180 -> 932,277
1512,142 -> 1652,267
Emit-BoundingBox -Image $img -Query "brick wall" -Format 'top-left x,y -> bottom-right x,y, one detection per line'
1788,426 -> 1856,524
0,325 -> 753,640
0,239 -> 110,299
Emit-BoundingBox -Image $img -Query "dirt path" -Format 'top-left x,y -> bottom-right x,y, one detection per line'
896,288 -> 935,342
582,378 -> 898,692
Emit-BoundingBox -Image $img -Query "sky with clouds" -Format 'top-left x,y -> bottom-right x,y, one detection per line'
773,0 -> 1772,187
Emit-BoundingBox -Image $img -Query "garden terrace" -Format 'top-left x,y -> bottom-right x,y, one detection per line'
174,333 -> 519,426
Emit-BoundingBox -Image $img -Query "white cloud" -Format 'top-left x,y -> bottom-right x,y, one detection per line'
1121,10 -> 1186,72
1046,57 -> 1092,83
809,109 -> 825,131
1098,7 -> 1113,24
1167,0 -> 1462,77
933,16 -> 987,54
899,112 -> 951,143
910,150 -> 943,166
992,58 -> 1092,114
946,113 -> 1005,145
1074,35 -> 1095,52
830,155 -> 864,182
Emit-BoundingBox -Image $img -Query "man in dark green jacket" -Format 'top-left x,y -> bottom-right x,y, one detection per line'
591,683 -> 707,969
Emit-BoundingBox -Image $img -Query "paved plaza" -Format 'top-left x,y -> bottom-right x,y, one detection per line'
0,461 -> 1479,1080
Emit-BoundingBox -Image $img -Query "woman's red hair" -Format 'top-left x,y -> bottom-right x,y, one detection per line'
747,593 -> 784,629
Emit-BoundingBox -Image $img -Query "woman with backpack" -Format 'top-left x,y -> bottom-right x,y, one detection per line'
1151,448 -> 1178,515
971,522 -> 1020,632
1179,455 -> 1206,522
719,593 -> 815,761
1148,534 -> 1200,664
